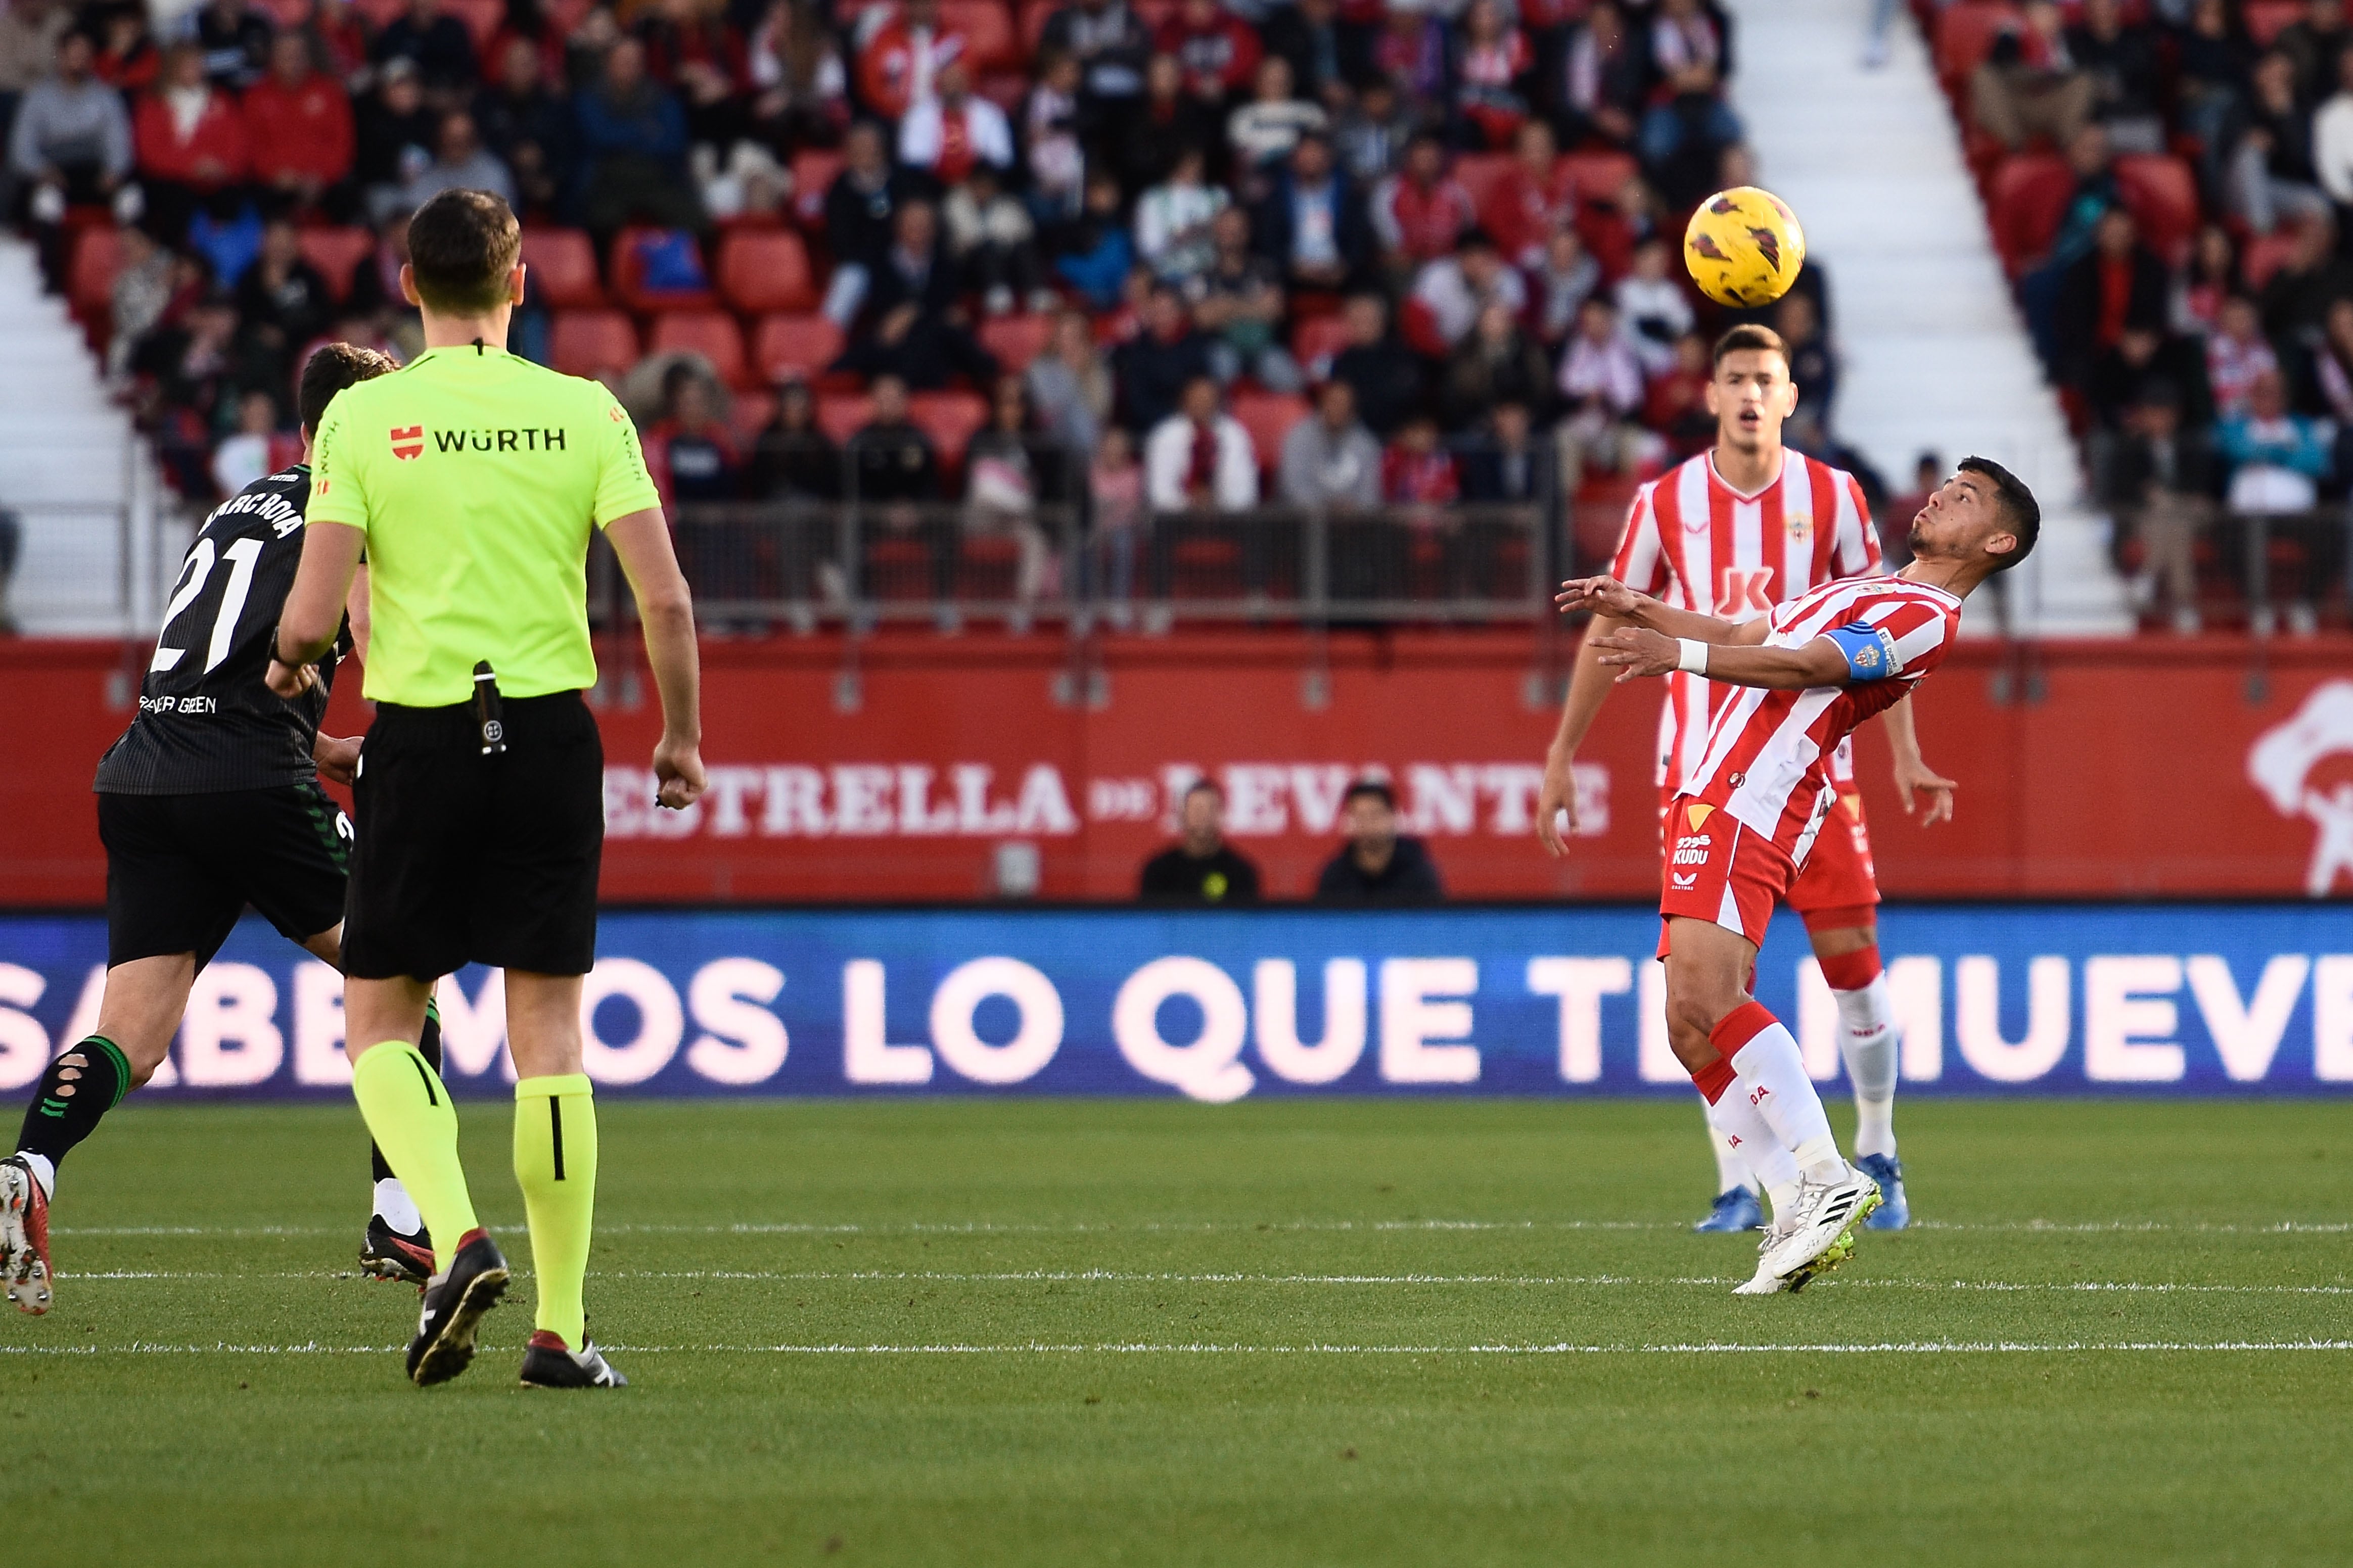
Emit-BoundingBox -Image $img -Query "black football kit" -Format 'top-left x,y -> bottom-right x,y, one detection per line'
93,465 -> 352,968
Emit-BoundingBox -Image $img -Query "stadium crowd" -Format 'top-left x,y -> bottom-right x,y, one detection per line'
1934,0 -> 2353,632
0,0 -> 1886,624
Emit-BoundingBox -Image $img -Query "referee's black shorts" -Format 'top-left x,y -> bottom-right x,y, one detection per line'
98,783 -> 352,970
342,689 -> 604,982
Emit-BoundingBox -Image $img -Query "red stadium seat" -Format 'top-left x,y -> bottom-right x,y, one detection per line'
2115,154 -> 2200,262
1450,152 -> 1516,215
816,393 -> 873,446
548,309 -> 642,382
978,312 -> 1053,370
609,226 -> 718,312
1290,313 -> 1352,375
1019,0 -> 1057,61
446,0 -> 502,44
753,312 -> 846,381
1934,4 -> 2023,92
1986,152 -> 2074,273
941,0 -> 1017,69
717,228 -> 817,314
1557,150 -> 1637,203
908,389 -> 990,462
296,226 -> 372,302
520,227 -> 604,308
67,225 -> 120,323
649,311 -> 752,389
1228,389 -> 1308,470
791,149 -> 844,228
2246,0 -> 2302,44
2242,230 -> 2302,291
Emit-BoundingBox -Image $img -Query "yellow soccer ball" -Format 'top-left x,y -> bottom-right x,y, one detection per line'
1682,186 -> 1807,308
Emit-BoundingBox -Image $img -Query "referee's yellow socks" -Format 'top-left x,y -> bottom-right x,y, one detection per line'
513,1074 -> 597,1350
350,1041 -> 479,1270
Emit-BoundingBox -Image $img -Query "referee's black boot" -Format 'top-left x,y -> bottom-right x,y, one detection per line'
359,1214 -> 435,1287
520,1331 -> 628,1390
406,1228 -> 509,1387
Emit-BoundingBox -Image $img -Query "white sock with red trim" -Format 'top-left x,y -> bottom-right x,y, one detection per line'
1820,948 -> 1898,1160
1703,1100 -> 1755,1196
1688,1060 -> 1801,1216
1713,1002 -> 1845,1184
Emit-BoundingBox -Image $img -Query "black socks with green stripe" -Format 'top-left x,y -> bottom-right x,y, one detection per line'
369,1001 -> 444,1185
16,1034 -> 131,1185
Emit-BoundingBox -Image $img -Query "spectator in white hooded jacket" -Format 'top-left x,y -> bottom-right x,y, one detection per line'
1146,374 -> 1259,511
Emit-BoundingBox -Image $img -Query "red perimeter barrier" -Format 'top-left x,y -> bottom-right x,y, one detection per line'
5,632 -> 2350,905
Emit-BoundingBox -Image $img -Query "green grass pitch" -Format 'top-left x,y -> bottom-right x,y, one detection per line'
4,1098 -> 2351,1566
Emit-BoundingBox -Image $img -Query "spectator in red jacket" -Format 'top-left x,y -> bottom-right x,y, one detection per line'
135,43 -> 250,235
856,0 -> 968,120
1481,119 -> 1575,271
242,32 -> 355,219
1371,130 -> 1477,276
1156,0 -> 1260,107
1383,414 -> 1459,503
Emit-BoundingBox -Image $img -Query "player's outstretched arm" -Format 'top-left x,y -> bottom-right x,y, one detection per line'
605,506 -> 707,811
1555,576 -> 1749,643
1593,628 -> 1848,690
267,521 -> 366,696
1880,695 -> 1956,825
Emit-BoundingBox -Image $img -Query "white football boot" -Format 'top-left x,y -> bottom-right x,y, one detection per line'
1757,1164 -> 1883,1291
1732,1216 -> 1799,1295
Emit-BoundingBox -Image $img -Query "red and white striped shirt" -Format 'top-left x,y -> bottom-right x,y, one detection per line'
1685,575 -> 1963,860
1609,450 -> 1880,791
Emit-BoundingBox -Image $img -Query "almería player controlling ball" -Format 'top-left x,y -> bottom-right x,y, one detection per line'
1555,456 -> 2039,1293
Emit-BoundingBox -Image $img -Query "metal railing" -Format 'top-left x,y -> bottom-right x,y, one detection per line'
619,499 -> 1560,633
590,433 -> 1574,635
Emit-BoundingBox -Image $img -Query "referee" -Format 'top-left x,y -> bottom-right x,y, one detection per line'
268,188 -> 706,1390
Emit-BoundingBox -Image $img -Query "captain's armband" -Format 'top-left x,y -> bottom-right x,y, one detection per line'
1821,621 -> 1902,682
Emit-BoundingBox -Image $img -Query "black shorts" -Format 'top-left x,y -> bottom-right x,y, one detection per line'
98,783 -> 351,970
342,689 -> 604,982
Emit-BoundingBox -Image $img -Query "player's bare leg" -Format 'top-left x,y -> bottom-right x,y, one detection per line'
1809,917 -> 1909,1229
3,952 -> 198,1313
1662,917 -> 1881,1293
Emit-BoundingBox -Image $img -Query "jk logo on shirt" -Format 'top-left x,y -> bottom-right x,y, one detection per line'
1715,567 -> 1775,615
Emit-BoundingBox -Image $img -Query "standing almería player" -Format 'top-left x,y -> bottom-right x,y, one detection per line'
267,189 -> 706,1390
0,344 -> 455,1317
1558,458 -> 2037,1292
1535,324 -> 1953,1236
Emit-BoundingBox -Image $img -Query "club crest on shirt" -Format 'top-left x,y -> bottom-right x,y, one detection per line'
1786,510 -> 1812,543
390,425 -> 424,461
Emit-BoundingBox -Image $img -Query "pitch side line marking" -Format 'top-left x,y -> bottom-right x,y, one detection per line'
51,1219 -> 2353,1238
7,1341 -> 2353,1357
45,1268 -> 2353,1297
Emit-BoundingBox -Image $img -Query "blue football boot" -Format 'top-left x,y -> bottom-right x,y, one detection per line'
1856,1153 -> 1910,1230
1693,1185 -> 1765,1233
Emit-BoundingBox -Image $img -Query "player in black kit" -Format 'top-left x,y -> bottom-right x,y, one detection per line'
0,344 -> 442,1316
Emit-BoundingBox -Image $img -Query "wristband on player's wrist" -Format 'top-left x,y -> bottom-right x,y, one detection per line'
1675,638 -> 1709,675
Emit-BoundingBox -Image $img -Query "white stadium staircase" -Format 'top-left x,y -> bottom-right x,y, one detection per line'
1724,0 -> 2133,635
0,235 -> 166,638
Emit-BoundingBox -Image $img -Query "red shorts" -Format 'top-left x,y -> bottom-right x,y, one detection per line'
1787,787 -> 1880,926
1656,784 -> 1880,934
1657,797 -> 1795,955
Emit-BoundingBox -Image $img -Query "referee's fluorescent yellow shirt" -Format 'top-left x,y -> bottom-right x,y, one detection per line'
306,344 -> 662,707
